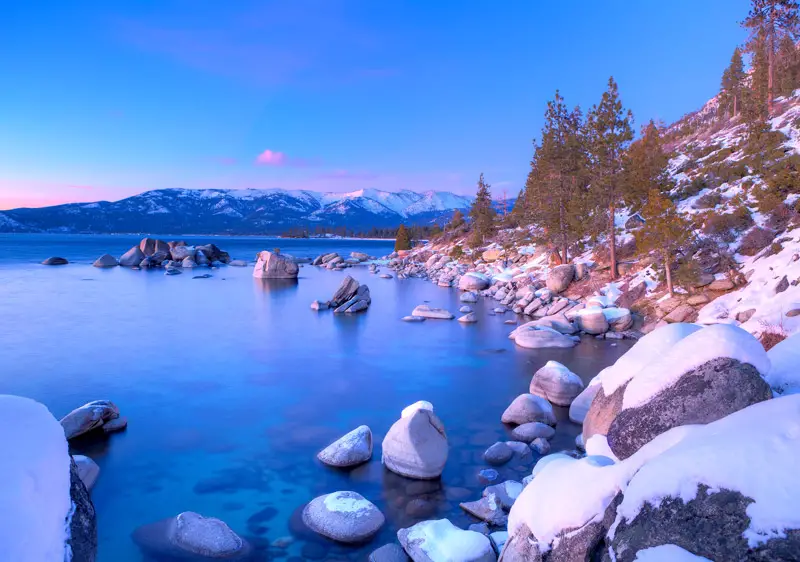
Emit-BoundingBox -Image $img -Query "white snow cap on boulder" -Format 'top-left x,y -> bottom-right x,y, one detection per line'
401,400 -> 434,419
0,395 -> 72,562
622,324 -> 770,410
766,332 -> 800,396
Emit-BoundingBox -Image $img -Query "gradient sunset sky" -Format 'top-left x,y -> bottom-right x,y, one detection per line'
1,0 -> 748,209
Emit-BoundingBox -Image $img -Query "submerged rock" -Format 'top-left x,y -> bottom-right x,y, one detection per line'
459,312 -> 478,323
303,491 -> 385,543
133,511 -> 251,560
402,315 -> 426,322
511,422 -> 555,443
483,442 -> 514,466
513,328 -> 578,349
42,256 -> 68,265
411,305 -> 455,319
317,425 -> 373,468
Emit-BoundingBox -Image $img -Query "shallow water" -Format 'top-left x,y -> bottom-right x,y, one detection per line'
0,234 -> 633,561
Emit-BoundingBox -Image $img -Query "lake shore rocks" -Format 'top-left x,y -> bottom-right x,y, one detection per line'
302,491 -> 385,543
411,305 -> 454,319
317,425 -> 373,468
501,394 -> 556,426
92,254 -> 118,267
73,455 -> 100,491
42,256 -> 68,265
529,360 -> 584,407
60,400 -> 121,440
132,512 -> 251,560
398,519 -> 496,562
382,408 -> 448,479
253,250 -> 299,279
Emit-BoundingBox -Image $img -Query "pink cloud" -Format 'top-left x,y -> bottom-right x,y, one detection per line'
255,149 -> 287,166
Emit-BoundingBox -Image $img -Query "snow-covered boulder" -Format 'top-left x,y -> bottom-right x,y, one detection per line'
501,394 -> 556,426
765,332 -> 800,396
582,324 -> 703,442
60,400 -> 120,440
302,491 -> 385,543
0,395 -> 97,562
411,305 -> 455,320
607,324 -> 772,459
459,272 -> 491,291
252,250 -> 299,279
317,425 -> 372,468
607,395 -> 800,561
529,361 -> 585,406
382,408 -> 448,479
402,400 -> 434,418
575,308 -> 609,334
546,264 -> 575,294
605,307 -> 633,332
398,519 -> 496,562
132,511 -> 251,559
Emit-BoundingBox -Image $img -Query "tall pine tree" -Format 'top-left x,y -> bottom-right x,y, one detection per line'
777,34 -> 800,95
623,120 -> 674,210
468,173 -> 496,247
394,224 -> 411,251
743,0 -> 800,114
720,47 -> 746,118
586,77 -> 634,279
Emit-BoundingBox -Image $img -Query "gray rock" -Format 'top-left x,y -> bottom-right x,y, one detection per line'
411,305 -> 454,320
461,291 -> 479,303
546,299 -> 569,316
351,251 -> 371,262
483,480 -> 523,511
546,264 -> 575,293
60,400 -> 120,440
511,422 -> 555,443
576,309 -> 609,335
523,298 -> 543,316
119,246 -> 145,267
317,425 -> 373,468
687,294 -> 710,306
169,245 -> 195,262
460,496 -> 508,526
302,491 -> 385,543
181,257 -> 197,268
513,328 -> 578,349
501,394 -> 556,426
92,254 -> 118,267
398,519 -> 496,562
775,275 -> 789,294
606,487 -> 800,562
310,300 -> 329,311
489,532 -> 508,555
607,309 -> 634,332
608,358 -> 772,460
736,308 -> 757,323
252,250 -> 299,279
469,523 -> 490,535
102,416 -> 127,433
73,455 -> 100,491
708,278 -> 735,291
459,273 -> 491,291
529,361 -> 585,407
582,383 -> 625,443
458,312 -> 478,323
370,543 -> 411,562
68,457 -> 97,562
402,315 -> 426,322
664,304 -> 694,323
569,383 -> 600,425
459,305 -> 473,313
42,256 -> 68,265
139,238 -> 170,257
165,267 -> 182,276
228,259 -> 248,267
382,409 -> 448,479
330,275 -> 360,307
132,512 -> 251,560
483,442 -> 514,466
195,250 -> 210,266
531,438 -> 550,455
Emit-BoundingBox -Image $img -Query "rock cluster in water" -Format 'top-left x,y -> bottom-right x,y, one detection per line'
311,251 -> 376,270
311,275 -> 372,313
80,237 -> 237,272
252,249 -> 299,279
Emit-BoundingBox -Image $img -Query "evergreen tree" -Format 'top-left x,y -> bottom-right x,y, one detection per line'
744,34 -> 773,143
777,34 -> 800,95
638,189 -> 693,296
743,0 -> 800,114
468,173 -> 496,246
586,77 -> 634,279
523,91 -> 588,263
447,209 -> 465,230
720,47 -> 746,118
623,120 -> 674,210
394,224 -> 411,251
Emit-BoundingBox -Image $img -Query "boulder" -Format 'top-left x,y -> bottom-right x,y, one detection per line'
196,243 -> 227,263
411,305 -> 454,320
531,438 -> 550,455
501,394 -> 556,426
576,309 -> 609,335
69,457 -> 98,562
169,245 -> 195,262
461,291 -> 479,303
229,259 -> 248,267
321,252 -> 340,264
664,304 -> 694,323
398,519 -> 496,562
310,300 -> 329,311
92,254 -> 118,268
73,455 -> 100,491
707,278 -> 735,291
529,361 -> 585,407
483,480 -> 523,511
119,246 -> 145,267
510,422 -> 555,443
605,308 -> 634,332
253,250 -> 299,279
401,400 -> 434,418
482,249 -> 503,262
483,442 -> 514,466
736,308 -> 756,323
102,416 -> 127,433
181,257 -> 197,268
513,328 -> 578,349
459,273 -> 491,291
370,543 -> 411,562
317,425 -> 373,468
546,264 -> 575,293
686,294 -> 710,306
351,251 -> 371,261
195,250 -> 210,266
60,400 -> 120,440
569,383 -> 600,425
460,497 -> 508,527
302,491 -> 385,543
615,282 -> 647,310
459,305 -> 473,313
42,256 -> 69,265
139,238 -> 170,257
582,383 -> 626,443
330,275 -> 360,307
132,512 -> 251,560
458,312 -> 478,323
334,284 -> 372,313
382,409 -> 448,479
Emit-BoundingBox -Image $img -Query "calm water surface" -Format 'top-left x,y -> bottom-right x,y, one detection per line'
0,234 -> 633,561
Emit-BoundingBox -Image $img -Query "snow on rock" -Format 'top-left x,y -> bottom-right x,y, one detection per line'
633,544 -> 711,561
622,324 -> 770,410
401,400 -> 434,418
398,519 -> 496,562
529,361 -> 584,407
766,333 -> 800,396
584,434 -> 619,463
610,395 -> 800,552
0,395 -> 72,562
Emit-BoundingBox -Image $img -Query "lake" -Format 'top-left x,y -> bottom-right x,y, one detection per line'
0,234 -> 633,561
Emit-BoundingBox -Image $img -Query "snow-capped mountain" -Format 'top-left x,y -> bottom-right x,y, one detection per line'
0,188 -> 477,234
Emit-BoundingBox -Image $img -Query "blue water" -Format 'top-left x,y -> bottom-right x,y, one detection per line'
0,234 -> 632,561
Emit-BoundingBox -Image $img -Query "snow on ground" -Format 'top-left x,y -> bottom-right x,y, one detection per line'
765,333 -> 800,396
633,544 -> 711,562
0,395 -> 71,562
611,394 -> 800,548
697,228 -> 800,337
622,324 -> 770,410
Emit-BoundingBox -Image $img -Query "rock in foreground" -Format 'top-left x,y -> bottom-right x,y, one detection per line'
303,491 -> 385,543
529,361 -> 584,407
398,519 -> 496,562
60,400 -> 121,440
501,394 -> 556,426
317,425 -> 373,468
382,408 -> 448,479
133,512 -> 251,560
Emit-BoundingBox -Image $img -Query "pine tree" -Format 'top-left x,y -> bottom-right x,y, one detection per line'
468,173 -> 496,246
523,91 -> 588,263
744,34 -> 773,144
394,224 -> 411,251
447,209 -> 465,230
638,189 -> 693,296
743,0 -> 800,114
586,77 -> 634,279
623,120 -> 674,209
777,34 -> 800,95
720,47 -> 746,118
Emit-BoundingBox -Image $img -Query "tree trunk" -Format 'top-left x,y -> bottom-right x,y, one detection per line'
608,203 -> 617,279
562,243 -> 568,265
664,250 -> 674,297
768,28 -> 775,115
733,93 -> 738,117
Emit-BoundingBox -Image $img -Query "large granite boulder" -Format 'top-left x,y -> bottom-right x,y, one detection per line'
575,308 -> 609,335
459,272 -> 491,291
582,383 -> 626,442
60,400 -> 121,440
382,409 -> 448,479
303,491 -> 385,543
411,305 -> 454,320
317,425 -> 373,468
334,284 -> 371,313
92,254 -> 118,267
139,238 -> 170,257
73,455 -> 100,491
513,327 -> 578,349
132,512 -> 251,560
253,250 -> 299,279
119,246 -> 145,267
330,275 -> 360,307
501,394 -> 556,426
569,382 -> 600,425
69,456 -> 98,562
546,264 -> 575,294
398,519 -> 496,562
529,361 -> 585,407
170,245 -> 195,262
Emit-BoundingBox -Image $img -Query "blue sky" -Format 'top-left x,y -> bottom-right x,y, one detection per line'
0,0 -> 749,209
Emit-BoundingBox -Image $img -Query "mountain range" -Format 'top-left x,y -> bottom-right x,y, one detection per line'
0,188 -> 490,234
